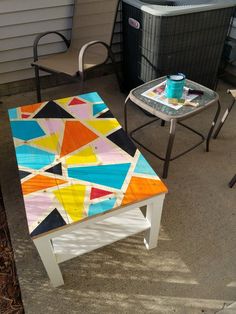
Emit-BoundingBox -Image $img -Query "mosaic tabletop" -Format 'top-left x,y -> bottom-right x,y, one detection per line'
9,92 -> 167,238
131,77 -> 218,120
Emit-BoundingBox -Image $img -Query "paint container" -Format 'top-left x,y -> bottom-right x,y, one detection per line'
165,73 -> 185,99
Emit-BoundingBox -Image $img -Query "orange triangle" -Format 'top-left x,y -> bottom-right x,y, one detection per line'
21,103 -> 42,113
22,174 -> 67,195
60,121 -> 98,157
122,176 -> 168,206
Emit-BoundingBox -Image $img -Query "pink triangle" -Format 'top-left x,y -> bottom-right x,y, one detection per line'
69,98 -> 86,106
90,187 -> 113,200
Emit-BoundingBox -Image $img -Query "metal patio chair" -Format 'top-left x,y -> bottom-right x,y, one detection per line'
213,89 -> 236,188
213,89 -> 236,139
32,0 -> 121,102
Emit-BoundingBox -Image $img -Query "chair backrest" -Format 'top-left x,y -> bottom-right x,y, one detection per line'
70,0 -> 120,50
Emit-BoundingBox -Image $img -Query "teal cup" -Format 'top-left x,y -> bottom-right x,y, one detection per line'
165,73 -> 186,99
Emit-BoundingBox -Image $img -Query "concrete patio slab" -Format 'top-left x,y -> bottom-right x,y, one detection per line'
0,74 -> 235,314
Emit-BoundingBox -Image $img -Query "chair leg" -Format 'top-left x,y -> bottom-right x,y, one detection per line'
79,72 -> 84,93
213,99 -> 235,139
206,100 -> 221,152
34,65 -> 41,102
108,49 -> 123,92
229,174 -> 236,188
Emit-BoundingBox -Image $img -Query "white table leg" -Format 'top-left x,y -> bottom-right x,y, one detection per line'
33,237 -> 64,287
144,195 -> 165,250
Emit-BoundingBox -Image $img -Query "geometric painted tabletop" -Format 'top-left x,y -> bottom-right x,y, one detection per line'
8,92 -> 167,239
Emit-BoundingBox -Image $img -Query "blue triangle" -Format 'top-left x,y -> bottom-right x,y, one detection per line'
79,92 -> 103,103
15,145 -> 55,170
93,103 -> 107,116
8,108 -> 18,119
10,121 -> 45,141
88,198 -> 116,217
134,154 -> 157,176
68,163 -> 131,190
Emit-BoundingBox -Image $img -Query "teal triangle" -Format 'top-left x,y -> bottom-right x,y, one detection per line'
134,154 -> 157,176
68,163 -> 131,190
10,121 -> 45,141
88,198 -> 116,217
79,92 -> 103,103
93,103 -> 107,116
15,145 -> 55,170
8,108 -> 18,119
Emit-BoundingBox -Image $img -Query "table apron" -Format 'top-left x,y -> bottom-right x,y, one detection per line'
32,194 -> 165,242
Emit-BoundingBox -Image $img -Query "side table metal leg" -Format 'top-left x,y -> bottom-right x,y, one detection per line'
206,100 -> 221,152
213,99 -> 235,139
144,195 -> 165,250
163,119 -> 176,178
34,237 -> 64,287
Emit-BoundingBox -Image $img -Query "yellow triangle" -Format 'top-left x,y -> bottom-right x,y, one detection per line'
31,133 -> 59,152
85,119 -> 120,135
66,146 -> 97,165
56,97 -> 72,106
53,184 -> 86,222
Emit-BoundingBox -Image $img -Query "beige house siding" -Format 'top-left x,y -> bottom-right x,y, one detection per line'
0,0 -> 122,85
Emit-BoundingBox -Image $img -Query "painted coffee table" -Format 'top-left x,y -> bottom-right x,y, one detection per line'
9,92 -> 167,287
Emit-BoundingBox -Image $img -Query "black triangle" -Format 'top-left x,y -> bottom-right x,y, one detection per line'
97,110 -> 114,118
107,128 -> 137,157
30,208 -> 66,237
19,170 -> 31,179
45,163 -> 62,176
33,101 -> 74,118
